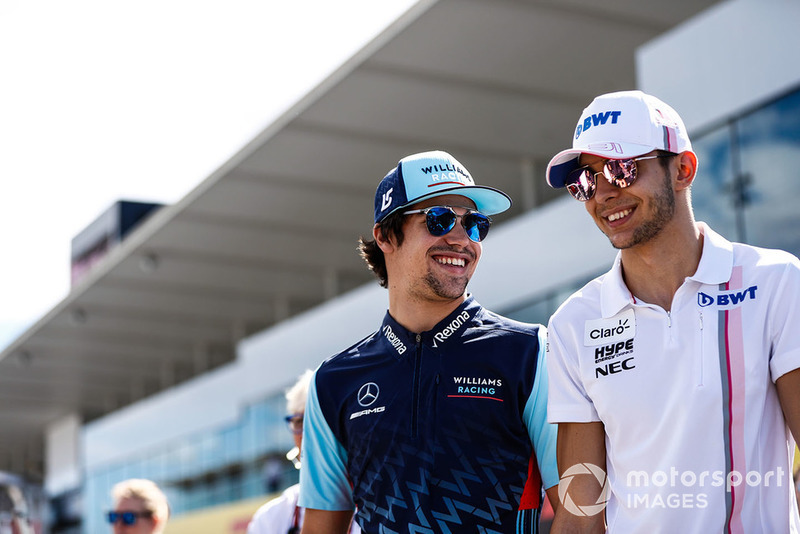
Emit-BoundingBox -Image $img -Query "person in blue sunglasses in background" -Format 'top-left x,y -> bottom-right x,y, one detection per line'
545,91 -> 800,533
107,479 -> 169,534
298,150 -> 559,533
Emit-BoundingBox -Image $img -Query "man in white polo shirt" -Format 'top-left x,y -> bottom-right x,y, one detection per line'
544,90 -> 800,533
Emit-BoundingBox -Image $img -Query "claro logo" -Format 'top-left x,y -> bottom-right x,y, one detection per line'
590,318 -> 631,340
584,309 -> 636,347
697,286 -> 757,308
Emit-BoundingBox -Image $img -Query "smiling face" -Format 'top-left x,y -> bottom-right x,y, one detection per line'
581,151 -> 677,250
383,194 -> 482,305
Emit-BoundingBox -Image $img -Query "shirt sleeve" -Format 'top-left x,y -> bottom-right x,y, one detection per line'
546,313 -> 600,423
769,256 -> 800,381
298,369 -> 355,511
247,485 -> 298,534
523,326 -> 559,490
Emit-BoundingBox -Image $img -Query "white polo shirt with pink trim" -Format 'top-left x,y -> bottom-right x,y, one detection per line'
547,223 -> 800,533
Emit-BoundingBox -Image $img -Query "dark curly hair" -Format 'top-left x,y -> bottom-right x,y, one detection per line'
358,210 -> 406,288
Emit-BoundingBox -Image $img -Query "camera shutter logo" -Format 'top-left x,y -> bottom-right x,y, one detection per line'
559,463 -> 610,516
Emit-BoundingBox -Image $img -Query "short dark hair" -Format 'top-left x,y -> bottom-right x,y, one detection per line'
657,150 -> 679,170
358,211 -> 406,288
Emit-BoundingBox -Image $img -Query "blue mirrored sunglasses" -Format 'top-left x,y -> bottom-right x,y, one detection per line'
402,206 -> 491,242
107,511 -> 152,526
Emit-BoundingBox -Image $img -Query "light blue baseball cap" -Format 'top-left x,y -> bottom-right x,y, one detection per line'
373,150 -> 512,223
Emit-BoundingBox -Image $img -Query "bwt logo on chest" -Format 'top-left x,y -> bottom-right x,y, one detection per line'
575,110 -> 622,139
697,285 -> 758,308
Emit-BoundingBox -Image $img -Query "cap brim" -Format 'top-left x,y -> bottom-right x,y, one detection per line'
545,142 -> 659,188
384,185 -> 512,220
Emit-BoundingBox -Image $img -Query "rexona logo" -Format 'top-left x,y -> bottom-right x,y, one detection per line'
382,324 -> 407,355
584,309 -> 635,347
421,163 -> 473,186
575,110 -> 622,139
433,310 -> 470,346
697,286 -> 758,308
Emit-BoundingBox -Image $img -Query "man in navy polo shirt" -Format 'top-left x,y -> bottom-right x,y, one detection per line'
299,150 -> 558,533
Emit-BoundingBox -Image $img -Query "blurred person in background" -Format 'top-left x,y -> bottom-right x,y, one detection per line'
248,370 -> 359,534
0,482 -> 33,534
107,478 -> 169,534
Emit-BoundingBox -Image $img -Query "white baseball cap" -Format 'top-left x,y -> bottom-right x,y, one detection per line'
546,90 -> 692,188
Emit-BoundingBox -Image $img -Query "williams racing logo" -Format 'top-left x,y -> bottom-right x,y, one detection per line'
697,286 -> 757,309
350,382 -> 385,420
447,376 -> 504,402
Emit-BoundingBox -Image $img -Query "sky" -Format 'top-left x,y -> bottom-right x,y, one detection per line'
0,0 -> 418,350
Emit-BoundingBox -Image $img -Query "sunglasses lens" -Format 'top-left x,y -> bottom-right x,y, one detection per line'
604,159 -> 637,188
565,169 -> 596,201
463,213 -> 491,242
287,416 -> 303,434
107,512 -> 118,524
123,512 -> 138,525
425,207 -> 457,236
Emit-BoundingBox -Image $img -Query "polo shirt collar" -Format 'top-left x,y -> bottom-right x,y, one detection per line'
379,295 -> 480,356
599,222 -> 734,317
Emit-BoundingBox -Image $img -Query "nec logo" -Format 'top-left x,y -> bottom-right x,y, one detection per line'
595,357 -> 635,378
575,110 -> 622,139
697,286 -> 758,308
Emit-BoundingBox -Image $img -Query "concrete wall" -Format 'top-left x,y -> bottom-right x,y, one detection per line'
637,0 -> 800,132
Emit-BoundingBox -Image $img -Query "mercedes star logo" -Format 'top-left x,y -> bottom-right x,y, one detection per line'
357,382 -> 380,407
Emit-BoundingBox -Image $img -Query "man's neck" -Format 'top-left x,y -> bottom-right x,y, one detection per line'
619,221 -> 703,312
387,293 -> 468,334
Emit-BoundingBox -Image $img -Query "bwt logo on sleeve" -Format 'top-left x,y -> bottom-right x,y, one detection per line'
697,286 -> 758,308
575,110 -> 622,139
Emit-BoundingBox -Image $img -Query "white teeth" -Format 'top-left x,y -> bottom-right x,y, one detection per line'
608,209 -> 631,222
436,257 -> 465,267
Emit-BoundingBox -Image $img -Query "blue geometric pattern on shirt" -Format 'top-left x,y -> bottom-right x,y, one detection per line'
351,412 -> 531,532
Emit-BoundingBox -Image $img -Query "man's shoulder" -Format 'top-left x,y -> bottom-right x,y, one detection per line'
549,275 -> 606,324
320,330 -> 382,367
475,306 -> 544,338
731,240 -> 800,271
249,484 -> 299,531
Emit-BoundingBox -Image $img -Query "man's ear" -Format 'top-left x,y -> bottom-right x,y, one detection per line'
374,224 -> 396,253
675,151 -> 698,191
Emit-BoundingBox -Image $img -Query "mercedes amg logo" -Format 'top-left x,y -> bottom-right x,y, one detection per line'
357,382 -> 380,407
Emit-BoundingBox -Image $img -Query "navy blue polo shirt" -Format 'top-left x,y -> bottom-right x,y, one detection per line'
299,296 -> 557,532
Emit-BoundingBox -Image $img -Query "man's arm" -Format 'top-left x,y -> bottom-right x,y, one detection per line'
301,509 -> 353,534
545,486 -> 560,515
777,368 -> 800,443
550,422 -> 606,534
